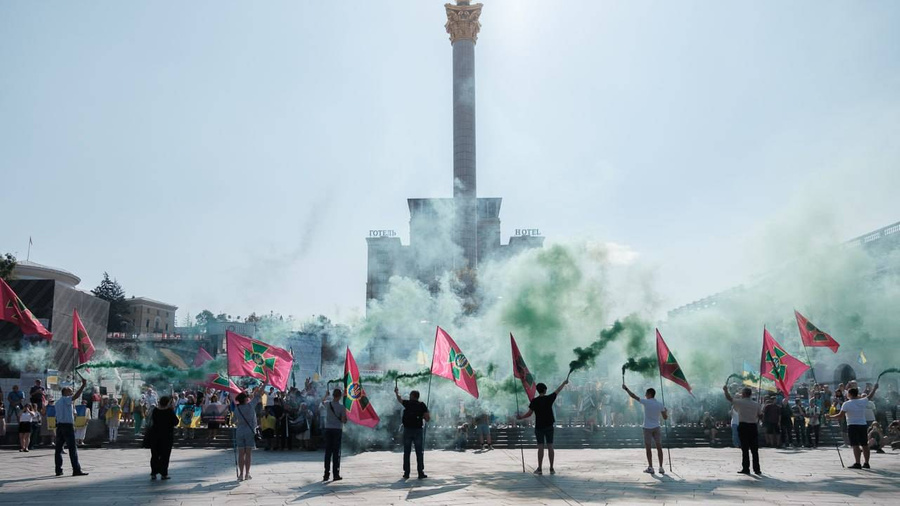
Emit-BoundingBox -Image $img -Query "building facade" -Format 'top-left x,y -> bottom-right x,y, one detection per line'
124,296 -> 178,335
366,1 -> 544,306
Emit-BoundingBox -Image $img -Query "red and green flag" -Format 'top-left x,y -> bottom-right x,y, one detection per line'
72,309 -> 95,365
343,347 -> 380,428
192,347 -> 241,395
794,310 -> 840,353
656,329 -> 692,394
431,326 -> 479,398
0,278 -> 52,339
226,330 -> 293,390
760,328 -> 810,396
510,333 -> 536,401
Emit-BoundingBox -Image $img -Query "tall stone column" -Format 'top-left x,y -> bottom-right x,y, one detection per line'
445,1 -> 482,270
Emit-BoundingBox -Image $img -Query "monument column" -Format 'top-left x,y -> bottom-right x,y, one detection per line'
445,1 -> 482,269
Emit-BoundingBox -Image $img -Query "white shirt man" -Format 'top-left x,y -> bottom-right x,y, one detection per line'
623,384 -> 667,474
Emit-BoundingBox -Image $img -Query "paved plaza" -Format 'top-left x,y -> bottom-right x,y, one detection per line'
0,446 -> 898,505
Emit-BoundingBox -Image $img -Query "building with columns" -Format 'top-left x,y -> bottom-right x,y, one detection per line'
366,1 -> 544,306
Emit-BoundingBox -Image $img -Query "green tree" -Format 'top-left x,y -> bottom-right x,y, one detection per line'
195,310 -> 216,326
91,272 -> 129,332
0,253 -> 16,281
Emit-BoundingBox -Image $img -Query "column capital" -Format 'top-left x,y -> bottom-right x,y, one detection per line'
445,2 -> 483,44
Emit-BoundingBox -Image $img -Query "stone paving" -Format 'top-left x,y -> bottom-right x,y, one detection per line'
0,445 -> 898,505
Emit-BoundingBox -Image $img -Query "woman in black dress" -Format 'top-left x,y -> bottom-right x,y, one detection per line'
147,396 -> 179,480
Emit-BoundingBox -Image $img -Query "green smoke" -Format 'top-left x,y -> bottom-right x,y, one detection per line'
0,343 -> 51,372
568,315 -> 650,373
330,368 -> 432,386
877,368 -> 900,381
77,358 -> 225,382
622,357 -> 656,378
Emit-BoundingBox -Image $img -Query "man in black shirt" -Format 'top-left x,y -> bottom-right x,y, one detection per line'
517,379 -> 569,475
395,386 -> 430,479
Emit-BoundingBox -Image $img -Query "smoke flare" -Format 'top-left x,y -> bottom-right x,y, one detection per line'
568,315 -> 650,373
877,368 -> 900,381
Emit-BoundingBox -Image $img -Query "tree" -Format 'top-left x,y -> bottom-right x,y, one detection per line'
0,253 -> 16,281
245,312 -> 261,323
91,272 -> 129,332
215,313 -> 230,322
195,310 -> 216,326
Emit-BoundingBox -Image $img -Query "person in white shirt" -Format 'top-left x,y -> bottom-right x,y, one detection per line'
731,406 -> 741,448
623,383 -> 667,474
724,386 -> 762,475
829,384 -> 879,469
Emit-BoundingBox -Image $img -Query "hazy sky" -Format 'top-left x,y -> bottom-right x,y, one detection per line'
2,1 -> 898,325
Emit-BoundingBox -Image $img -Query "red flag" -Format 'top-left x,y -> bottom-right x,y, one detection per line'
431,326 -> 479,398
0,278 -> 52,339
343,347 -> 380,428
760,328 -> 810,396
226,330 -> 293,391
192,347 -> 241,395
510,333 -> 537,401
656,329 -> 691,394
794,310 -> 840,353
72,309 -> 95,365
192,347 -> 214,367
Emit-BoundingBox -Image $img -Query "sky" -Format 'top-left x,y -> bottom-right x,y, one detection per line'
1,0 -> 898,326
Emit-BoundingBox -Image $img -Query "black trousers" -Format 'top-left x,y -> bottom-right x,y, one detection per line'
150,440 -> 173,477
54,424 -> 82,474
809,424 -> 820,447
738,422 -> 760,473
403,427 -> 425,476
323,429 -> 342,475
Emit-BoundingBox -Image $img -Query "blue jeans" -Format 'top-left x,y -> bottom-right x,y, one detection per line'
55,424 -> 82,474
402,427 -> 424,476
731,423 -> 740,448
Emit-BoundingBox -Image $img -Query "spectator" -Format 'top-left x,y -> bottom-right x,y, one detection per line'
762,397 -> 780,447
0,402 -> 6,438
18,404 -> 36,452
28,402 -> 42,449
106,397 -> 122,443
455,422 -> 469,451
791,399 -> 807,448
260,409 -> 276,451
272,397 -> 287,451
701,411 -> 717,445
730,405 -> 740,448
807,397 -> 821,448
29,380 -> 46,412
867,422 -> 885,454
779,398 -> 793,448
7,385 -> 24,422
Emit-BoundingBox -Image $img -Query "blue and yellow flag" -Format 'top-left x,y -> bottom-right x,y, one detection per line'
857,350 -> 867,365
416,340 -> 429,366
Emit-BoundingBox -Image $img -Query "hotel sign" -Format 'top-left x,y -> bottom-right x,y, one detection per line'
515,229 -> 541,237
369,230 -> 397,238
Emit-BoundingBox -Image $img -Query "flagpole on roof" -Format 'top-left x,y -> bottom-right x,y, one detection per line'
794,311 -> 844,468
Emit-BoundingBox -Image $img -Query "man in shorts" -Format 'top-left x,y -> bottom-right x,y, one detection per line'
829,384 -> 879,469
517,378 -> 569,475
623,383 -> 667,474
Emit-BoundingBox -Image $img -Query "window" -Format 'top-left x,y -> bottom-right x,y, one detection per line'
146,319 -> 150,329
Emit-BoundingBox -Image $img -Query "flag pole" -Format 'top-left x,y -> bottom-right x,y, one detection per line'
423,328 -> 438,445
514,378 -> 526,472
656,343 -> 673,473
797,324 -> 844,468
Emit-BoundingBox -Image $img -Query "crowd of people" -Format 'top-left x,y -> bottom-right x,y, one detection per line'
3,374 -> 899,481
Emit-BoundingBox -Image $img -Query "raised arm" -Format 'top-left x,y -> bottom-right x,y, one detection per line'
622,384 -> 640,401
722,385 -> 733,402
394,385 -> 404,405
73,378 -> 88,400
554,378 -> 570,396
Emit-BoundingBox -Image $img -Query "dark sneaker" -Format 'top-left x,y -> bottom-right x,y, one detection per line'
323,473 -> 330,482
737,470 -> 751,475
402,474 -> 409,479
417,473 -> 427,479
333,475 -> 343,481
56,471 -> 63,477
549,468 -> 556,475
533,468 -> 543,475
849,463 -> 862,469
151,474 -> 157,480
754,470 -> 762,475
161,475 -> 170,480
862,463 -> 870,469
73,471 -> 89,477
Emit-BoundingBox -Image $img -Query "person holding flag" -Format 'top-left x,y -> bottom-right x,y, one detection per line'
394,386 -> 430,480
234,384 -> 265,482
828,384 -> 880,469
54,377 -> 89,477
517,378 -> 569,475
622,384 -> 667,474
723,386 -> 763,475
321,388 -> 347,482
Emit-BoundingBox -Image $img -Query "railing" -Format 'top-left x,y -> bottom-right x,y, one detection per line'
106,332 -> 204,341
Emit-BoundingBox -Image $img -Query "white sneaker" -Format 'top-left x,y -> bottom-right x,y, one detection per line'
643,467 -> 655,474
659,467 -> 665,475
